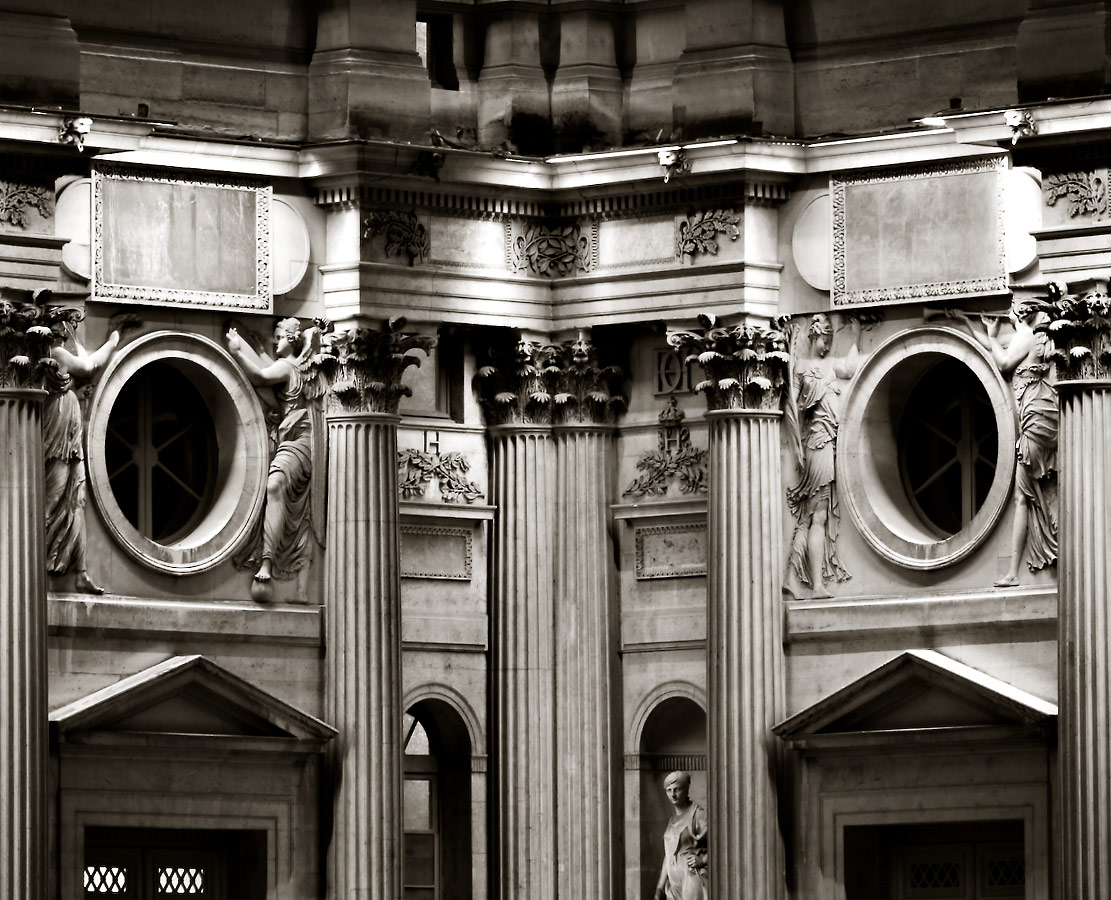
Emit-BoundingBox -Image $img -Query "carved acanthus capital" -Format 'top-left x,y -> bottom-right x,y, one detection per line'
1041,281 -> 1111,381
326,318 -> 437,415
667,315 -> 791,412
475,333 -> 557,426
0,290 -> 80,390
549,332 -> 625,426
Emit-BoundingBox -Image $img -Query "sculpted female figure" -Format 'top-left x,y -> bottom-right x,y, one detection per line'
226,319 -> 326,596
654,771 -> 708,900
948,302 -> 1057,584
44,320 -> 119,593
784,313 -> 862,598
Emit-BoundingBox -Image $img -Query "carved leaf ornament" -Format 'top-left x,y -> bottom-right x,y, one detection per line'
363,210 -> 430,265
513,223 -> 591,277
676,209 -> 740,262
1045,171 -> 1108,220
0,182 -> 52,229
398,448 -> 482,503
1039,283 -> 1111,381
0,293 -> 81,389
667,315 -> 791,411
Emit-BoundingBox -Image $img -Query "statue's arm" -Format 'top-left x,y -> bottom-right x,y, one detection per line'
832,316 -> 863,381
52,331 -> 119,378
226,328 -> 289,387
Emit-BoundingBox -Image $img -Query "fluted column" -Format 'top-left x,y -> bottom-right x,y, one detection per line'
0,389 -> 46,900
489,424 -> 556,900
0,293 -> 60,900
669,319 -> 790,900
1050,285 -> 1111,900
551,334 -> 624,900
325,322 -> 435,900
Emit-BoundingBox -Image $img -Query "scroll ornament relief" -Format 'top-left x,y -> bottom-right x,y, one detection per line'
398,448 -> 482,503
1045,169 -> 1108,220
675,209 -> 740,263
511,221 -> 596,277
0,181 -> 52,228
623,397 -> 708,497
666,314 -> 791,412
363,209 -> 430,265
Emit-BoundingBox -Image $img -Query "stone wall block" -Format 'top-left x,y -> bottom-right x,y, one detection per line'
0,389 -> 47,900
325,413 -> 403,900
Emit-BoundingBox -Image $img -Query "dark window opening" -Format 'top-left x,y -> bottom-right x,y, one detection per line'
105,360 -> 218,543
898,358 -> 998,538
84,827 -> 266,900
416,14 -> 458,90
844,820 -> 1024,900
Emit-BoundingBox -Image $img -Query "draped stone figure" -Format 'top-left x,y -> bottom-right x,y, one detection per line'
783,313 -> 862,598
226,319 -> 327,599
43,321 -> 119,594
948,302 -> 1058,584
654,771 -> 708,900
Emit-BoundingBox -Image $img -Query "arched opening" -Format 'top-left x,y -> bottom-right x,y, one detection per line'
637,697 -> 707,900
403,699 -> 472,900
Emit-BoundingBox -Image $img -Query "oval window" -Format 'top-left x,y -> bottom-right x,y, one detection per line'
87,332 -> 269,575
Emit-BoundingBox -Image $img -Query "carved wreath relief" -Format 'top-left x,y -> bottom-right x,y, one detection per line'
624,397 -> 707,498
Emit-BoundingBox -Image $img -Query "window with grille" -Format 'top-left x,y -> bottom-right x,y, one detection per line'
898,358 -> 998,538
404,714 -> 440,900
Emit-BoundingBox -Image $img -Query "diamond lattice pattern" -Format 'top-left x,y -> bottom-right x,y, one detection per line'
987,858 -> 1025,888
84,866 -> 128,894
157,867 -> 205,894
909,859 -> 962,890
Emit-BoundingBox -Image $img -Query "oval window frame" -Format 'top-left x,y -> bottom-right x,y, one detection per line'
87,331 -> 269,575
837,325 -> 1017,570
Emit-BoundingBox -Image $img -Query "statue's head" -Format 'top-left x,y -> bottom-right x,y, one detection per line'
1011,299 -> 1042,325
808,313 -> 832,356
664,770 -> 691,805
274,317 -> 304,355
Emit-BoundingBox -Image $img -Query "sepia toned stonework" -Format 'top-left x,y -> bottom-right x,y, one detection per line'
0,3 -> 1108,899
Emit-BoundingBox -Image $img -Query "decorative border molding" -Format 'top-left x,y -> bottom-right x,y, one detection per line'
634,522 -> 707,579
624,753 -> 707,772
91,163 -> 272,311
400,524 -> 473,580
831,156 -> 1007,307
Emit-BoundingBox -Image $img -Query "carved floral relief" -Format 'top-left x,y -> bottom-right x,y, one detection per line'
623,397 -> 707,497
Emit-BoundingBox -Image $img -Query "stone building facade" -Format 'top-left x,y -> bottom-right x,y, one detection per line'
1,2 -> 1109,899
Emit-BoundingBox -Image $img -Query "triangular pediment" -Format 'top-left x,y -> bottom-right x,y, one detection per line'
774,650 -> 1056,749
50,655 -> 336,746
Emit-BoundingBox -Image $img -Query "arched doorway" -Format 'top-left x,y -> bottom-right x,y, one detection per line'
403,699 -> 473,900
636,697 -> 707,900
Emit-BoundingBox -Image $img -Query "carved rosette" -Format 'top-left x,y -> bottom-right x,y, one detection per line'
549,333 -> 625,426
475,335 -> 557,426
0,293 -> 80,390
326,320 -> 437,415
1042,285 -> 1111,381
667,316 -> 791,411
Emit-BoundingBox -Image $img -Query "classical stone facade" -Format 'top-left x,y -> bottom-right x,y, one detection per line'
1,2 -> 1109,899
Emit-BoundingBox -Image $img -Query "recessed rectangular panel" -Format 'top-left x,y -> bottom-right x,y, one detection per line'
401,524 -> 472,580
92,163 -> 271,311
832,157 -> 1006,307
635,523 -> 707,579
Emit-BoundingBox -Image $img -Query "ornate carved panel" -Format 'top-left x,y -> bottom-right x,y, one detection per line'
92,163 -> 272,311
0,181 -> 52,229
832,157 -> 1007,307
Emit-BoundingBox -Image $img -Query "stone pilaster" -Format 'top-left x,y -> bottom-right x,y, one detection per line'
477,335 -> 557,900
1044,285 -> 1111,900
324,321 -> 436,900
0,293 -> 62,900
668,318 -> 790,900
550,335 -> 624,900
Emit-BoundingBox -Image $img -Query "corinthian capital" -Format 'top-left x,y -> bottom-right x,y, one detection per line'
667,315 -> 791,412
0,290 -> 81,390
549,331 -> 625,426
1041,280 -> 1111,382
326,317 -> 437,415
475,332 -> 556,427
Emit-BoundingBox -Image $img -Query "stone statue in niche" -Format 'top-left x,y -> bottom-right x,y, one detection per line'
654,770 -> 708,900
226,318 -> 328,601
784,313 -> 864,599
43,315 -> 119,594
947,301 -> 1058,584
